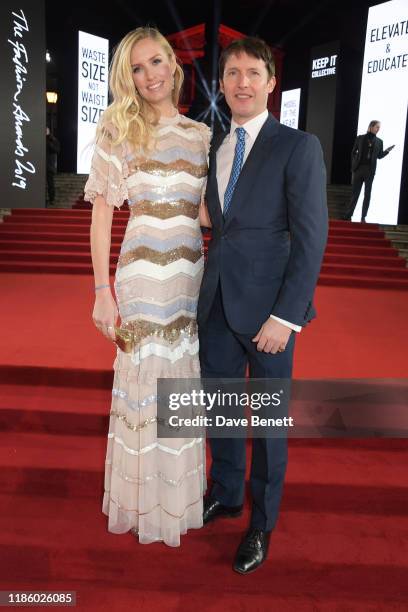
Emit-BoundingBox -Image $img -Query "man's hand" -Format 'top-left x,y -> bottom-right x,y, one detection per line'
252,318 -> 292,354
385,145 -> 395,153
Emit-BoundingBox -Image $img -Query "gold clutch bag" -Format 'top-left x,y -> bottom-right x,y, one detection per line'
114,326 -> 134,353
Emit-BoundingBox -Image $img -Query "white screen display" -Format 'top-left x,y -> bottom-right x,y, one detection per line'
354,0 -> 408,224
280,88 -> 301,129
77,31 -> 109,174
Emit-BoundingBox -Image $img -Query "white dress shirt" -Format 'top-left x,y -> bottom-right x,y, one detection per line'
216,109 -> 301,333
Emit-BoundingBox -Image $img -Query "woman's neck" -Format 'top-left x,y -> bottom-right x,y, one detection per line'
152,100 -> 178,118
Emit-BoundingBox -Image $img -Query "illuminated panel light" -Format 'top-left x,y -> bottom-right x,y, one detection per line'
46,91 -> 58,104
354,0 -> 408,224
77,31 -> 109,174
280,89 -> 301,129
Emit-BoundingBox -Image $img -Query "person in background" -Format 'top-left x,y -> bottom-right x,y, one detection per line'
342,120 -> 394,222
46,127 -> 60,207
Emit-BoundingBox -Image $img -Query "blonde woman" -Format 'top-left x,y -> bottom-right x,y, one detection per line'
84,27 -> 211,546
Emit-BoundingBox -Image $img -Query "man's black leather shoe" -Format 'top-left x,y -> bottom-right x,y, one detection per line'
233,528 -> 271,574
203,496 -> 243,524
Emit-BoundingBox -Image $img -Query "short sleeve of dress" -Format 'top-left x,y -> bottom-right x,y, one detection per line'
197,122 -> 212,159
196,122 -> 211,206
84,122 -> 128,209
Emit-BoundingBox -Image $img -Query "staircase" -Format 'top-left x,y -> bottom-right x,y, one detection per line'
327,184 -> 351,219
1,209 -> 408,289
382,225 -> 408,264
50,173 -> 88,209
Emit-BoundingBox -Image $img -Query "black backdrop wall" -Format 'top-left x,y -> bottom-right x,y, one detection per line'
0,1 -> 45,207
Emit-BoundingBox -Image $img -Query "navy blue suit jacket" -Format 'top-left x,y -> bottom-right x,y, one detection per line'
197,113 -> 328,335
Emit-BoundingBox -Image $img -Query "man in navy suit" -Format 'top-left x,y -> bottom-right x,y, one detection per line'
198,37 -> 328,574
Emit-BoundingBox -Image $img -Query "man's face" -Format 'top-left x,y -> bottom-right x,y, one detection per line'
369,122 -> 381,134
220,52 -> 276,124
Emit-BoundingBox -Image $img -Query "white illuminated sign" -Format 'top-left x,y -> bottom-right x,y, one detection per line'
77,31 -> 109,174
311,55 -> 337,78
280,89 -> 301,129
354,0 -> 408,224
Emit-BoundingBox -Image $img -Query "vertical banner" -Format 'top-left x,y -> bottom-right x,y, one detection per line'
280,88 -> 301,129
77,31 -> 109,174
306,42 -> 339,182
354,0 -> 408,224
0,2 -> 45,208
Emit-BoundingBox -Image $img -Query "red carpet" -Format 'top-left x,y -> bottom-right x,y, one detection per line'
1,274 -> 408,378
1,223 -> 408,608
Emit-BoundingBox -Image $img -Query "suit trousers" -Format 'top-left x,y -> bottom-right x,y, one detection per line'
343,165 -> 375,220
199,283 -> 295,531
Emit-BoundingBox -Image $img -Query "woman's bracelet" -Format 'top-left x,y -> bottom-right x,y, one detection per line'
95,283 -> 110,291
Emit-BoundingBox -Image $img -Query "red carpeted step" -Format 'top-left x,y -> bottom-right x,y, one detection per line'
0,241 -> 120,254
327,236 -> 391,246
0,229 -> 392,247
0,222 -> 126,235
2,248 -> 404,269
328,228 -> 386,238
0,250 -> 119,265
0,384 -> 110,436
1,492 -> 407,564
3,215 -> 128,226
323,254 -> 406,267
4,216 -> 384,234
10,208 -> 129,218
0,261 -> 114,274
2,259 -> 408,288
321,263 -> 408,279
2,210 -> 406,291
1,432 -> 407,493
1,248 -> 405,270
0,365 -> 113,389
0,384 -> 110,414
0,231 -> 122,244
319,274 -> 408,290
324,244 -> 399,257
3,216 -> 384,238
73,202 -> 129,210
329,219 -> 379,228
4,379 -> 408,446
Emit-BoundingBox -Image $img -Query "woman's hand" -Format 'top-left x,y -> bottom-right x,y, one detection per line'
92,287 -> 118,341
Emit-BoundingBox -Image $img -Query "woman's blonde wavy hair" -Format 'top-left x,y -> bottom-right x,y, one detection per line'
97,27 -> 184,150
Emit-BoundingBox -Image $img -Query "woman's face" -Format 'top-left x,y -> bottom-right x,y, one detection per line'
130,37 -> 175,109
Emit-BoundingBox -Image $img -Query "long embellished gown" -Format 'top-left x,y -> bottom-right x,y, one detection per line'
84,112 -> 210,546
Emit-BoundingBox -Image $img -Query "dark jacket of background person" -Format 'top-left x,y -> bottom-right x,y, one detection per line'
351,133 -> 389,175
46,133 -> 60,173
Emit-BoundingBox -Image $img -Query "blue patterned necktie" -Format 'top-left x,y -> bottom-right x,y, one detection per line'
223,127 -> 246,216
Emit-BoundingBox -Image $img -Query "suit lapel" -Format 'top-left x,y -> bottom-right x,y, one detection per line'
207,131 -> 227,228
223,114 -> 279,227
